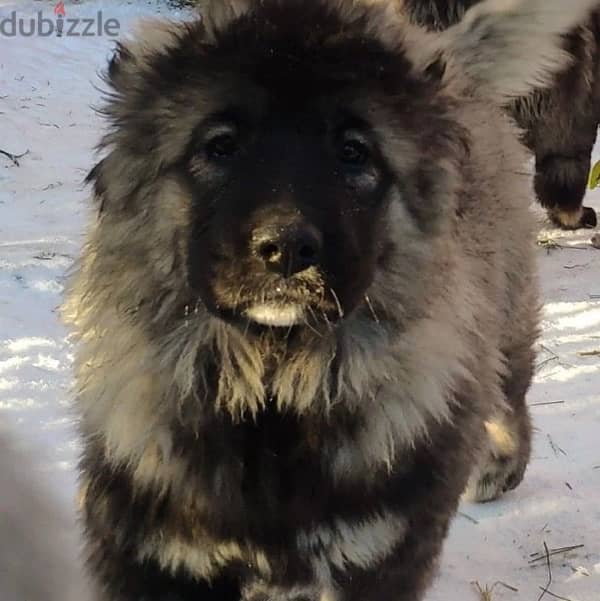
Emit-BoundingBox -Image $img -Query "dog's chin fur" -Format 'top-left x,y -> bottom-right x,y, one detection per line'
63,0 -> 598,599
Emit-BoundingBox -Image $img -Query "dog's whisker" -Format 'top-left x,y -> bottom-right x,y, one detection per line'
233,285 -> 246,314
321,311 -> 334,332
303,317 -> 324,338
243,314 -> 251,338
304,306 -> 324,338
329,287 -> 344,320
364,295 -> 380,324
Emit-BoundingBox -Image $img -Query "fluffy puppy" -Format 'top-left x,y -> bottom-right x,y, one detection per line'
0,430 -> 87,601
64,1 -> 596,599
401,0 -> 600,229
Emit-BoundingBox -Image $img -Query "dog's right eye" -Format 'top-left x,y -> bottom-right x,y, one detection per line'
206,133 -> 239,160
339,139 -> 370,166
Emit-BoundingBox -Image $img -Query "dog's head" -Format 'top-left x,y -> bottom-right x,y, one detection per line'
177,12 -> 415,328
88,0 -> 595,333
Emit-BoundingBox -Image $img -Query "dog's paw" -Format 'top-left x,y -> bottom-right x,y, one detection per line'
464,419 -> 529,503
548,205 -> 597,230
465,452 -> 526,503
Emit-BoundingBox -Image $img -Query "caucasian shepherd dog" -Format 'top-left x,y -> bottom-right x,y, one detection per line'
402,0 -> 600,229
64,1 -> 596,599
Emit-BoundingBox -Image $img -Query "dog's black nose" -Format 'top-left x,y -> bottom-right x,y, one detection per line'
253,222 -> 323,276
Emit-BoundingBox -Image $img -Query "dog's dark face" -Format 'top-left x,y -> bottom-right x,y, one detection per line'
91,2 -> 464,331
185,88 -> 395,327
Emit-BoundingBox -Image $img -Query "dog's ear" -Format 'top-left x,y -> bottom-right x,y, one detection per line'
414,0 -> 598,100
90,19 -> 191,215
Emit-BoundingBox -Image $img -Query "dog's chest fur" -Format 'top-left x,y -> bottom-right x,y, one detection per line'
83,385 -> 457,588
178,402 -> 332,534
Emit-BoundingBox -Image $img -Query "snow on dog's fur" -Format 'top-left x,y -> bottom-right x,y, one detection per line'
64,0 -> 597,599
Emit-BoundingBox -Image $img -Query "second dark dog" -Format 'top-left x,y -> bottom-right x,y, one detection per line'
402,0 -> 600,229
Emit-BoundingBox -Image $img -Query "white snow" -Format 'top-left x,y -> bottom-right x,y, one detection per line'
0,2 -> 598,600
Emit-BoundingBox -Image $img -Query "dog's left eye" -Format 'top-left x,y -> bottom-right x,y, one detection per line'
338,134 -> 371,167
205,132 -> 239,160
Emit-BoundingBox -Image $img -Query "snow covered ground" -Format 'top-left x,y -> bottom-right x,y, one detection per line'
0,2 -> 598,600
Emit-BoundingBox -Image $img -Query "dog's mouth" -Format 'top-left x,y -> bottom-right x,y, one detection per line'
238,288 -> 333,328
211,273 -> 342,328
